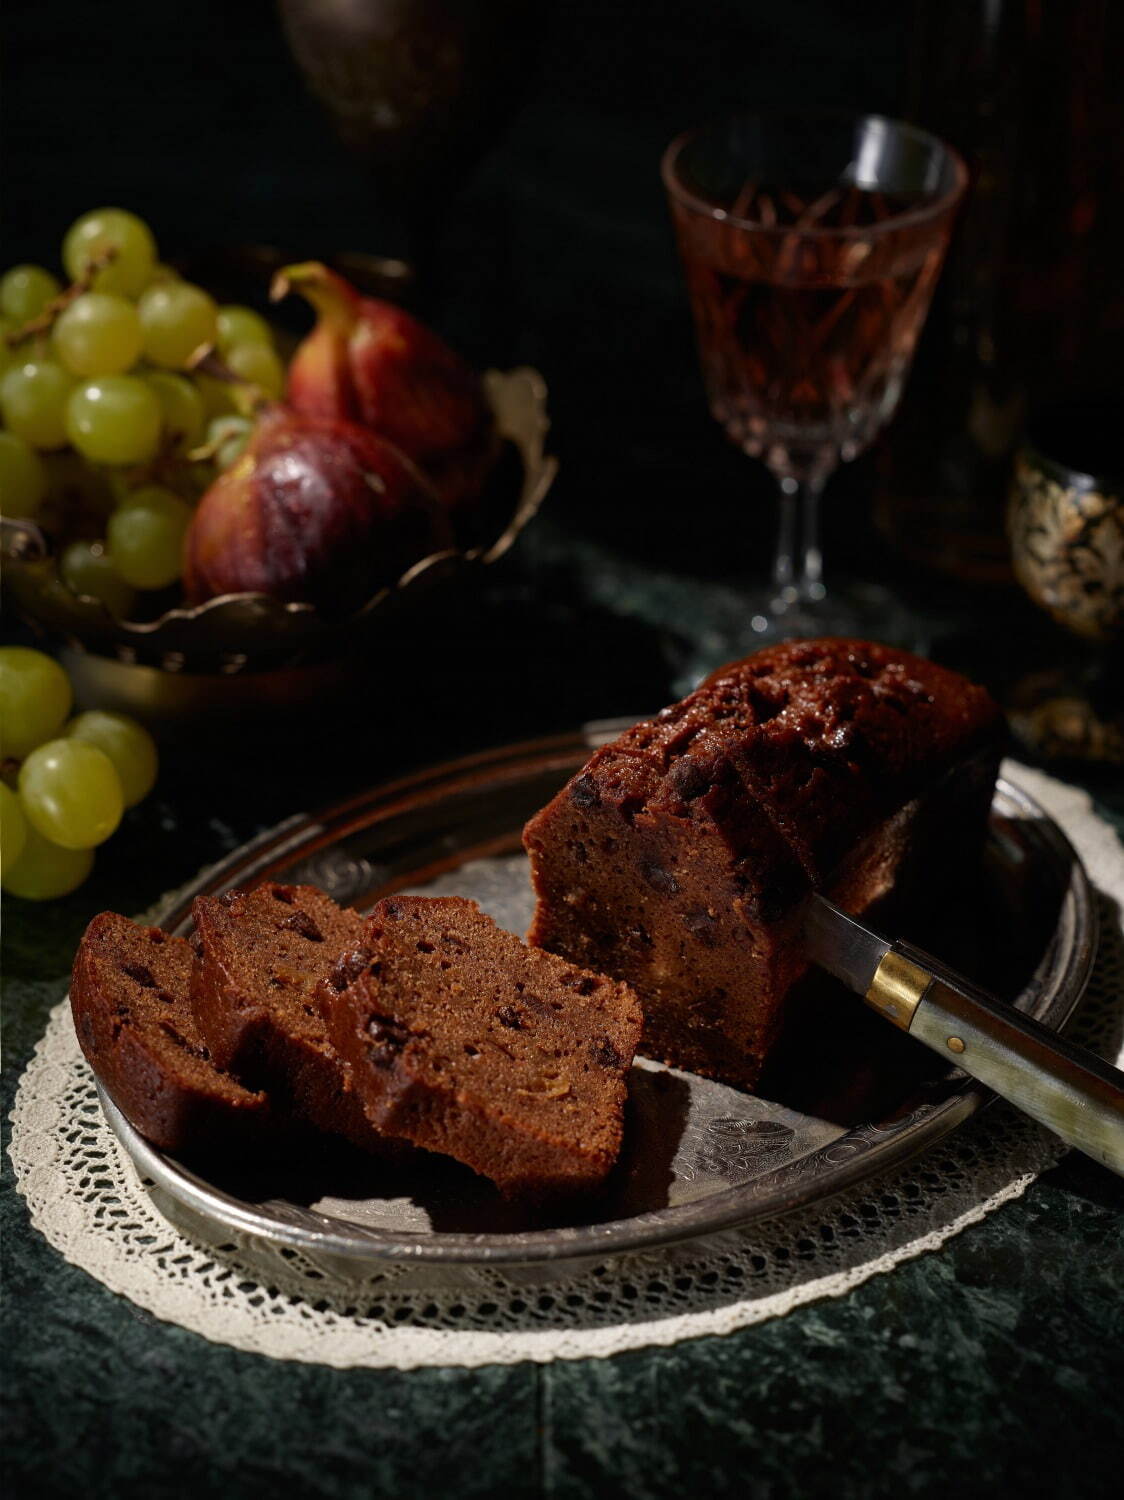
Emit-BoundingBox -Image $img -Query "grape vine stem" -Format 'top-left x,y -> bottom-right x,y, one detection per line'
4,249 -> 120,349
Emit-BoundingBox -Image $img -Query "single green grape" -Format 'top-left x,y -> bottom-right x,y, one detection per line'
53,292 -> 143,377
0,265 -> 62,325
62,208 -> 157,298
0,647 -> 72,760
143,262 -> 181,288
0,430 -> 48,516
65,376 -> 162,465
108,486 -> 193,589
66,710 -> 157,807
115,483 -> 194,517
0,360 -> 75,449
225,342 -> 285,399
59,540 -> 137,617
0,781 -> 28,876
146,371 -> 205,450
205,414 -> 253,470
194,374 -> 238,419
137,282 -> 218,369
19,738 -> 123,850
216,305 -> 273,354
1,818 -> 93,899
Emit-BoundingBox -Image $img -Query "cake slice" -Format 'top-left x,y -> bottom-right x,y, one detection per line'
190,882 -> 393,1154
71,912 -> 269,1152
318,896 -> 644,1198
523,638 -> 1004,1091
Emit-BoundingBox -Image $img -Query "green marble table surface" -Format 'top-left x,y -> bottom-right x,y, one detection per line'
3,542 -> 1123,1500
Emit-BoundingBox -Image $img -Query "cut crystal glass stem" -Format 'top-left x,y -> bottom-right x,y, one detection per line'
771,471 -> 829,612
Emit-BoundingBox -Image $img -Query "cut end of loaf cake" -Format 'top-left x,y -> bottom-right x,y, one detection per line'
71,911 -> 269,1152
523,638 -> 1004,1090
318,896 -> 644,1198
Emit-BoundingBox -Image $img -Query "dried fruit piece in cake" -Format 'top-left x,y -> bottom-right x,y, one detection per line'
71,911 -> 268,1152
190,882 -> 392,1154
318,896 -> 643,1198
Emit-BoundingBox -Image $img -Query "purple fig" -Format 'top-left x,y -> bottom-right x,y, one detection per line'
183,405 -> 451,612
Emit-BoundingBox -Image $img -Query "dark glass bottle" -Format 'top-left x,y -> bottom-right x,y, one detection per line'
875,0 -> 1124,582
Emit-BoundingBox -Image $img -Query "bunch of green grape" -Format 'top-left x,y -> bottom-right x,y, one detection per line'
0,209 -> 282,616
0,646 -> 159,899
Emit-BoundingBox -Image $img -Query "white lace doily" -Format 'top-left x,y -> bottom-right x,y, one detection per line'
10,765 -> 1123,1369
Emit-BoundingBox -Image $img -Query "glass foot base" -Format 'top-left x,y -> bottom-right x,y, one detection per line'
749,579 -> 903,640
669,577 -> 928,693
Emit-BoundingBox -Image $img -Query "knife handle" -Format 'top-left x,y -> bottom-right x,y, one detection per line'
866,941 -> 1124,1177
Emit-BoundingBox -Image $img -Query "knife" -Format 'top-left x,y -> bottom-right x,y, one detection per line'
803,894 -> 1124,1176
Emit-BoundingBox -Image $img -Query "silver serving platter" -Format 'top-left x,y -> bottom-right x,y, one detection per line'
99,727 -> 1095,1269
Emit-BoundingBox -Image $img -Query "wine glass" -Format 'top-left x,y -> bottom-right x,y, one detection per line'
662,114 -> 968,637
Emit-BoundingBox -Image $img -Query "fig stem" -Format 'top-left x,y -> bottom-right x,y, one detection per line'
269,261 -> 359,329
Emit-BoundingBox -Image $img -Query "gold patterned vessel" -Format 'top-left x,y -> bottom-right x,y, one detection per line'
1007,436 -> 1123,644
1005,408 -> 1123,766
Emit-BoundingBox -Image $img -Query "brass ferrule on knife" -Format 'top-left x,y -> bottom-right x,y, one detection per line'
864,947 -> 932,1030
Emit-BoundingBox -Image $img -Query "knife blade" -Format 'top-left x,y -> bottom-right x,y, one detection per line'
803,894 -> 889,996
802,893 -> 1124,1176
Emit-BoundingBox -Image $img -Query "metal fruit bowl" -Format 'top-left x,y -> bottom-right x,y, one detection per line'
4,365 -> 557,701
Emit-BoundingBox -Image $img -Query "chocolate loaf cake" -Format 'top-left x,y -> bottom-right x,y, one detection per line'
523,638 -> 1004,1090
190,883 -> 392,1154
318,896 -> 643,1198
71,912 -> 269,1152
